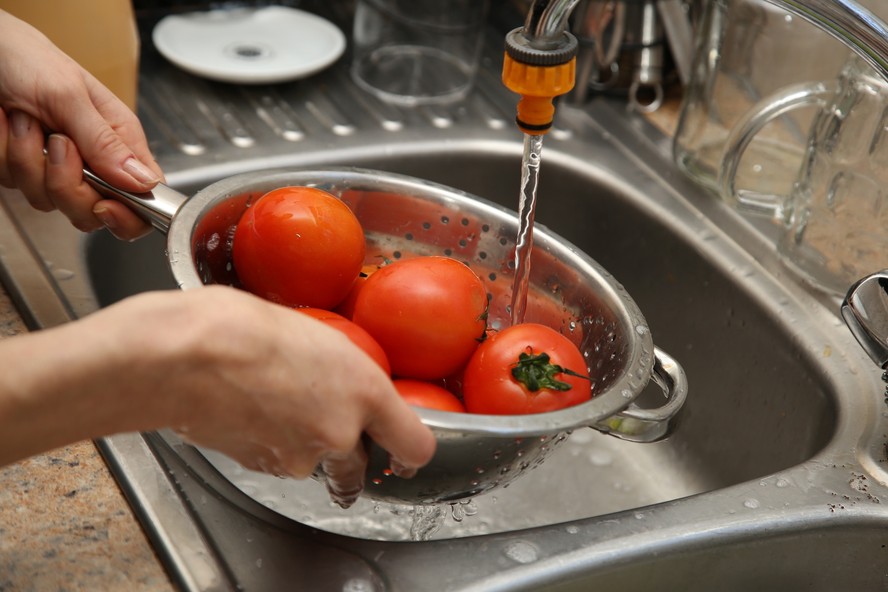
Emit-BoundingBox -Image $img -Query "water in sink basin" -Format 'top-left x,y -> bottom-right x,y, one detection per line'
82,146 -> 837,541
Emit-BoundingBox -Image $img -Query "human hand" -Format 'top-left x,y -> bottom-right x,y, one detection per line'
142,288 -> 437,507
0,10 -> 161,240
0,287 -> 435,508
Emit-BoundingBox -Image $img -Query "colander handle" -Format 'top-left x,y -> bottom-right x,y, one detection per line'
82,167 -> 189,234
593,347 -> 687,443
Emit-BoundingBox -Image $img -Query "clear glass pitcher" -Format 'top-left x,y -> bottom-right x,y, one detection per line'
719,55 -> 888,296
672,0 -> 852,197
673,0 -> 888,197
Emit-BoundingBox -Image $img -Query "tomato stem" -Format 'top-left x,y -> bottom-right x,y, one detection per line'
511,350 -> 588,393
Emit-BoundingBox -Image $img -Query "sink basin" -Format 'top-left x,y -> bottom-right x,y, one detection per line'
1,47 -> 887,590
84,141 -> 835,534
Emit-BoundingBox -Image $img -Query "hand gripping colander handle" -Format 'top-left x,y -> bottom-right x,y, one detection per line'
593,347 -> 688,443
82,167 -> 189,234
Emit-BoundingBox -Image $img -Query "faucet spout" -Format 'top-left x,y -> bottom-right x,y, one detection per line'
502,0 -> 581,135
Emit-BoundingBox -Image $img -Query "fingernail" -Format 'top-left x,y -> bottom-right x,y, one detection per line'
326,482 -> 363,509
122,156 -> 161,185
9,110 -> 31,138
93,205 -> 117,231
47,134 -> 68,165
390,458 -> 417,479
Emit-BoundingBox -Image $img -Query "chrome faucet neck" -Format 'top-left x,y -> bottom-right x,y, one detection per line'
522,0 -> 582,49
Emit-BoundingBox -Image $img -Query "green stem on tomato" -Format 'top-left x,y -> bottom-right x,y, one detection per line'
511,350 -> 589,392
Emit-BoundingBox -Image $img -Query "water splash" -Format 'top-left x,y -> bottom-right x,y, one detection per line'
409,504 -> 447,541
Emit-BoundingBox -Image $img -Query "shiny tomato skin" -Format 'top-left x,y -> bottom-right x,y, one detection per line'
394,379 -> 466,413
352,256 -> 488,380
462,323 -> 591,415
233,186 -> 365,309
295,307 -> 391,375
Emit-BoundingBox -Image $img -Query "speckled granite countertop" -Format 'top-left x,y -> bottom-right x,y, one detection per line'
0,285 -> 174,591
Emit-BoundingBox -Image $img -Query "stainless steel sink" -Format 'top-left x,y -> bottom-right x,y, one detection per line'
1,32 -> 887,591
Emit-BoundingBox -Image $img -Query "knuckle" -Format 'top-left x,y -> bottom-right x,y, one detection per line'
26,195 -> 56,212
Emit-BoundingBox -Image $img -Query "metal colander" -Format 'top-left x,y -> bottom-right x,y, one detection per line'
88,166 -> 687,505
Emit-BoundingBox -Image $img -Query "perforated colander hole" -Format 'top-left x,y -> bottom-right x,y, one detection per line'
404,233 -> 414,241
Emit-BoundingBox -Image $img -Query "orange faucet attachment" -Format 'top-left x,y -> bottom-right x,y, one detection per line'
502,28 -> 578,135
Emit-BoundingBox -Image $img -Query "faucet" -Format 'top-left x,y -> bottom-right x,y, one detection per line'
504,0 -> 888,369
503,0 -> 888,134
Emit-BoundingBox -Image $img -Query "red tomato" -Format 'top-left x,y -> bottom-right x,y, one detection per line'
394,379 -> 466,413
296,307 -> 391,375
462,323 -> 591,415
352,256 -> 488,380
233,186 -> 366,309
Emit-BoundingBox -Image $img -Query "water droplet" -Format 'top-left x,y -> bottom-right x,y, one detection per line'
343,578 -> 376,592
51,267 -> 75,281
504,540 -> 538,564
743,498 -> 760,509
588,450 -> 613,467
635,325 -> 649,335
776,478 -> 791,488
565,525 -> 579,534
206,232 -> 221,252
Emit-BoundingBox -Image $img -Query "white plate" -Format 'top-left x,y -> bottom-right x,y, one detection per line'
152,6 -> 346,84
